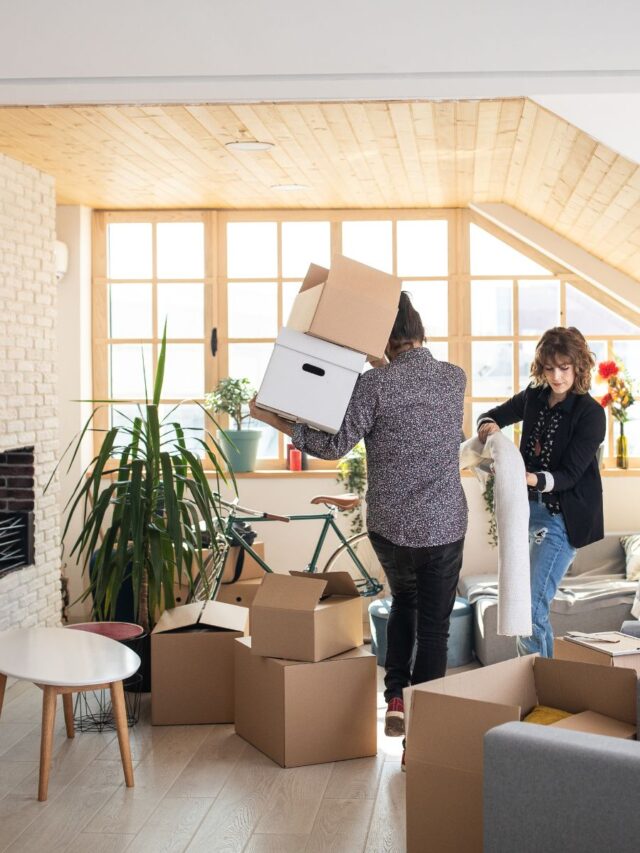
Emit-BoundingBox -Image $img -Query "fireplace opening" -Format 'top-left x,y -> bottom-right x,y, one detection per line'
0,447 -> 35,577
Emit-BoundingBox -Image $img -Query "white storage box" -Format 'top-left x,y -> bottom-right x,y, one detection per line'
256,328 -> 366,434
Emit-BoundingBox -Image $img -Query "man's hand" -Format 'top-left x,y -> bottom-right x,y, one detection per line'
477,421 -> 500,444
525,472 -> 538,488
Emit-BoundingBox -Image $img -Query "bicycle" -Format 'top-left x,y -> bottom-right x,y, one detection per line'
189,493 -> 384,602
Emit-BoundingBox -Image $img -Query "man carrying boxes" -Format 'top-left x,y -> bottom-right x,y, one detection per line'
251,256 -> 468,768
234,571 -> 377,767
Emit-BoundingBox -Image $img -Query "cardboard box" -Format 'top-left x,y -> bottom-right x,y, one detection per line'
256,327 -> 366,434
405,655 -> 638,853
151,600 -> 249,725
173,542 -> 265,605
251,571 -> 363,662
234,637 -> 377,767
555,633 -> 640,676
216,577 -> 262,609
286,255 -> 401,358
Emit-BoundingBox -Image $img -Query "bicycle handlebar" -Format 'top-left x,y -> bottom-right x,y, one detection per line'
216,496 -> 290,523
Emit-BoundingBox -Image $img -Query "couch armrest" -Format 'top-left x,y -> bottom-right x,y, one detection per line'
484,722 -> 640,853
621,620 -> 640,638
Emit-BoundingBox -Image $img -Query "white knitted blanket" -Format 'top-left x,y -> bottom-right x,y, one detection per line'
460,434 -> 532,637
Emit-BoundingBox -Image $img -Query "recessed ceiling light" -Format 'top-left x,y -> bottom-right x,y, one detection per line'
225,140 -> 274,152
271,183 -> 309,191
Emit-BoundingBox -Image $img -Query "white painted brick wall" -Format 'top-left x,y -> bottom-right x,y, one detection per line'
0,153 -> 61,628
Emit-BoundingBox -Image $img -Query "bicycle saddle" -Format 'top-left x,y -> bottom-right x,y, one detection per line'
310,493 -> 361,510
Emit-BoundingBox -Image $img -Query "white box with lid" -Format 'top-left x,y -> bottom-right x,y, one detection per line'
256,327 -> 366,434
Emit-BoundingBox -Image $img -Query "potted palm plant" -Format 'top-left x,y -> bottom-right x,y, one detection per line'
205,377 -> 262,473
52,325 -> 230,645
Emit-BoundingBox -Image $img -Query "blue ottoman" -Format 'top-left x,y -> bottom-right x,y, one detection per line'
368,596 -> 474,669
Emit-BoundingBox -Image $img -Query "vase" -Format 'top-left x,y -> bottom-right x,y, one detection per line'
616,422 -> 629,470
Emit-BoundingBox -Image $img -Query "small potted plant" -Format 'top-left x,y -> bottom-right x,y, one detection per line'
205,377 -> 262,473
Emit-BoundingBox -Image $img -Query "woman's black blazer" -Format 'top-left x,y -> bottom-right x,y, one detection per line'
480,386 -> 606,548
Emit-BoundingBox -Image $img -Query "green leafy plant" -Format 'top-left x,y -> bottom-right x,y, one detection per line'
50,324 -> 231,632
205,377 -> 256,431
483,474 -> 498,548
336,442 -> 367,535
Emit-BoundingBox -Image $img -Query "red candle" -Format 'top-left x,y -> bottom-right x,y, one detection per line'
289,448 -> 302,471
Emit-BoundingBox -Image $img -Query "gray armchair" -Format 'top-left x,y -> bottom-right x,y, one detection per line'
484,722 -> 640,853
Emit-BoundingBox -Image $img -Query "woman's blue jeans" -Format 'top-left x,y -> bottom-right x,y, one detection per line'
517,497 -> 576,658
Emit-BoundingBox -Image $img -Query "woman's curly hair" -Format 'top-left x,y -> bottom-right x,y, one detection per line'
530,326 -> 595,395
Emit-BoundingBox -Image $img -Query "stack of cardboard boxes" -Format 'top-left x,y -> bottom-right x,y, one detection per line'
234,571 -> 378,767
257,255 -> 401,433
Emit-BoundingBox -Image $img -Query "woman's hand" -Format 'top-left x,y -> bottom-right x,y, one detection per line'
249,395 -> 273,426
248,395 -> 295,437
477,421 -> 500,444
525,472 -> 538,488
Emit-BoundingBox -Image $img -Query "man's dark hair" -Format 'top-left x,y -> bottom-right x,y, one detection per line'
389,291 -> 425,344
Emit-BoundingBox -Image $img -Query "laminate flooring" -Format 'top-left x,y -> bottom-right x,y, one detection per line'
0,667 -> 407,853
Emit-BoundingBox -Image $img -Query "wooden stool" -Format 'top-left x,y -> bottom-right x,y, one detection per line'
0,626 -> 140,801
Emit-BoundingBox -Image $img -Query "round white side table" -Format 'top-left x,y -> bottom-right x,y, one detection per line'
0,626 -> 140,801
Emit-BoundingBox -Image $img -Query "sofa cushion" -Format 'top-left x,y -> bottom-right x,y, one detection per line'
565,533 -> 626,577
620,533 -> 640,581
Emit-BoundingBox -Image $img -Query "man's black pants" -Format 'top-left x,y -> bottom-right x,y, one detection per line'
369,531 -> 465,703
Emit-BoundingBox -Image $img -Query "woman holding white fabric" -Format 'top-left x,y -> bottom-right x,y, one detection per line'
478,327 -> 605,658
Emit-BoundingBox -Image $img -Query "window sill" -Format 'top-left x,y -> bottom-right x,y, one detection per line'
233,469 -> 339,479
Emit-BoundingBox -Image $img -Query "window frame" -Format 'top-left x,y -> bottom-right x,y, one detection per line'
92,208 -> 640,470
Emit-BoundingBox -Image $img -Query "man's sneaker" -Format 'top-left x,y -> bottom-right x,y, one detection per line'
384,697 -> 405,737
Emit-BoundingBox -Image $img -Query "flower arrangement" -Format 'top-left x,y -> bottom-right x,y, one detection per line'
597,359 -> 636,468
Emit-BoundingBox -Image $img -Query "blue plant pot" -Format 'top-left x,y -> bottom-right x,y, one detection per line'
218,429 -> 262,473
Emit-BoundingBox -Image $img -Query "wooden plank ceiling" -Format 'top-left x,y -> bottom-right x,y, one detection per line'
1,98 -> 640,279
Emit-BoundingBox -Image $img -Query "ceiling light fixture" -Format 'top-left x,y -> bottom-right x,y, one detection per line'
225,140 -> 274,152
271,183 -> 309,191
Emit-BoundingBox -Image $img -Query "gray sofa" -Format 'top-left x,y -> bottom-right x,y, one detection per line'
460,533 -> 638,665
484,722 -> 640,853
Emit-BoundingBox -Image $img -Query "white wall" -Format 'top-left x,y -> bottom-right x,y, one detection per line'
1,1 -> 640,104
0,153 -> 62,629
55,205 -> 93,620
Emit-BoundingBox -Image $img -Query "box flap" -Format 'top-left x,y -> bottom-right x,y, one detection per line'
289,570 -> 359,599
274,326 -> 366,372
200,600 -> 249,634
534,657 -> 637,725
252,572 -> 326,611
299,262 -> 329,293
152,602 -> 204,634
551,709 -> 637,739
325,255 -> 400,307
407,691 -> 520,772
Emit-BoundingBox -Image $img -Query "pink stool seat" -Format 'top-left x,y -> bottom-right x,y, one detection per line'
67,622 -> 144,642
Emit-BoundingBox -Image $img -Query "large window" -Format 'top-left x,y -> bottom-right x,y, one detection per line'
93,210 -> 640,469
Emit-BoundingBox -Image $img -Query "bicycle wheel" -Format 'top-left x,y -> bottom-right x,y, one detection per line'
189,536 -> 229,602
322,531 -> 385,598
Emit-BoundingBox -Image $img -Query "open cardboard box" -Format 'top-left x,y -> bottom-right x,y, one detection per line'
555,633 -> 640,676
151,600 -> 249,725
235,637 -> 377,767
251,570 -> 363,661
286,255 -> 401,358
256,327 -> 366,434
405,655 -> 639,853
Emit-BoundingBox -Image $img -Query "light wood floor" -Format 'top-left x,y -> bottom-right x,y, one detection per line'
0,667 -> 406,853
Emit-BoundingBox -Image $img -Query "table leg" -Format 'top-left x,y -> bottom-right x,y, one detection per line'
0,673 -> 6,717
38,686 -> 58,802
62,692 -> 75,738
110,680 -> 134,788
